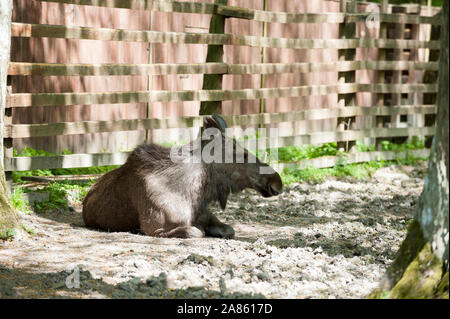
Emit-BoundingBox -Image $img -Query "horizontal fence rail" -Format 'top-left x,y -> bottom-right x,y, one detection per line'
37,0 -> 441,25
272,148 -> 431,171
11,22 -> 440,49
7,84 -> 438,108
7,148 -> 431,172
3,0 -> 441,178
8,61 -> 440,76
3,105 -> 437,138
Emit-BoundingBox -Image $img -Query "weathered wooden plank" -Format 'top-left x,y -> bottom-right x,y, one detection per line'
375,0 -> 390,146
8,61 -> 439,76
7,62 -> 229,76
0,0 -> 12,171
8,83 -> 437,108
11,23 -> 441,49
337,0 -> 357,151
266,126 -> 435,149
7,152 -> 131,172
346,13 -> 440,25
224,105 -> 437,126
272,148 -> 431,172
199,0 -> 227,115
38,0 -> 217,14
5,135 -> 433,172
4,105 -> 437,138
4,117 -> 202,138
36,0 -> 441,25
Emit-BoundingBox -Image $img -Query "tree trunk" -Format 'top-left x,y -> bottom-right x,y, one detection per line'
0,0 -> 20,237
370,2 -> 448,299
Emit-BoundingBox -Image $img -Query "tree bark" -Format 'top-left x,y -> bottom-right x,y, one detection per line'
370,2 -> 448,299
0,0 -> 19,236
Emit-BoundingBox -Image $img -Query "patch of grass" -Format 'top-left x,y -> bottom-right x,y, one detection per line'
33,181 -> 93,212
0,228 -> 16,241
281,157 -> 427,185
267,142 -> 343,163
11,186 -> 32,213
22,224 -> 35,236
355,140 -> 376,152
266,138 -> 425,164
380,136 -> 425,152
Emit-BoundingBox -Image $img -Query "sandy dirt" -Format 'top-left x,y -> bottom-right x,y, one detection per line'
0,163 -> 427,299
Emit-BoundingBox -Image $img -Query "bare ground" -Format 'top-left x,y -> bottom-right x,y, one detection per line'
0,163 -> 427,299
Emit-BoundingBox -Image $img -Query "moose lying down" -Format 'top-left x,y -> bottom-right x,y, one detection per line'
82,114 -> 282,239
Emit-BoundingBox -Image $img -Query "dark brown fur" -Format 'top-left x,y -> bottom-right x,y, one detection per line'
82,116 -> 282,239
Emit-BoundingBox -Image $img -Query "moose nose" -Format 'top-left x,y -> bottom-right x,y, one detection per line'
268,178 -> 282,196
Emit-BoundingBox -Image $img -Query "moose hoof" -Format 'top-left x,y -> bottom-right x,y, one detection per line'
206,224 -> 235,239
154,228 -> 168,237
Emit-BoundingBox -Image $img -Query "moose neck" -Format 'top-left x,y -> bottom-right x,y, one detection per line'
203,162 -> 233,210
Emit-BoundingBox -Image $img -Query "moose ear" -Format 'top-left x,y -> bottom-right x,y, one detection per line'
203,116 -> 219,130
212,113 -> 227,133
202,114 -> 227,132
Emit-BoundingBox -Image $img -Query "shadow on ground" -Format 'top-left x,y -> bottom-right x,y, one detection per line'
266,232 -> 397,261
0,266 -> 264,299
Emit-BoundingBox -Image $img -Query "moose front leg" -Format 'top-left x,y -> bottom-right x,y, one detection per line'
204,213 -> 235,239
154,226 -> 204,238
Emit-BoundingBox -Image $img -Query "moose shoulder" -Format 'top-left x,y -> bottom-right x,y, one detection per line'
82,114 -> 282,239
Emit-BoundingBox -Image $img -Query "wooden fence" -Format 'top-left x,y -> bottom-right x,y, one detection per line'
2,0 -> 441,184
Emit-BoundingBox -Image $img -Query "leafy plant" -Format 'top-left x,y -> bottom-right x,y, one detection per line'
268,142 -> 343,163
0,228 -> 16,241
33,181 -> 93,212
11,186 -> 32,213
281,157 -> 426,185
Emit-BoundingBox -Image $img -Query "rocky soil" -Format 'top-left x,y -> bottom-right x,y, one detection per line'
0,163 -> 427,299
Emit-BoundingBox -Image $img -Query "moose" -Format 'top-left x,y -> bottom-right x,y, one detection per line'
82,114 -> 282,239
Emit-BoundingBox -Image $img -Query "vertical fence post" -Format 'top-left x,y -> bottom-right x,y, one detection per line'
1,0 -> 13,195
199,0 -> 228,115
337,0 -> 356,152
423,12 -> 441,148
408,4 -> 425,145
390,5 -> 406,134
145,10 -> 153,144
259,0 -> 268,116
4,86 -> 12,195
375,0 -> 389,150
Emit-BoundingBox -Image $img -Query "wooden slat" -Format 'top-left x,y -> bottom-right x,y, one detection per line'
8,83 -> 438,108
8,60 -> 439,76
6,130 -> 434,171
4,105 -> 437,138
6,152 -> 131,172
7,62 -> 229,76
268,126 -> 435,148
346,13 -> 440,25
36,0 -> 441,25
11,22 -> 441,50
224,105 -> 437,126
272,148 -> 431,172
4,117 -> 202,138
37,0 -> 218,14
